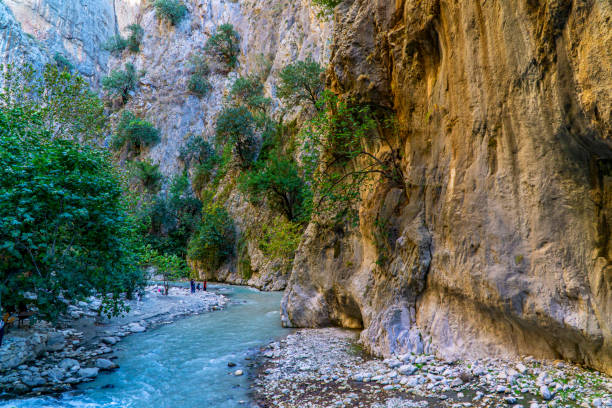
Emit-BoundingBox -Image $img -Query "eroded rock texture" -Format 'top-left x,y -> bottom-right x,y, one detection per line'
282,0 -> 612,375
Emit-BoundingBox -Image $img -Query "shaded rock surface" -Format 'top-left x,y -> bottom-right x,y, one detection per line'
282,0 -> 612,376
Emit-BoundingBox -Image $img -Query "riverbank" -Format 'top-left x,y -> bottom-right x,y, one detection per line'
0,286 -> 227,398
253,328 -> 612,408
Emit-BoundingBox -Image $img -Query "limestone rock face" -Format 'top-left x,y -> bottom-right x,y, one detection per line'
283,0 -> 612,375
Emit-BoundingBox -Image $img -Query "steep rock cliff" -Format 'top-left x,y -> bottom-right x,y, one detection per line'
282,0 -> 612,375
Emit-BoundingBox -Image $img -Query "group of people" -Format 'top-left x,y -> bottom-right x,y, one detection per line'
190,279 -> 207,293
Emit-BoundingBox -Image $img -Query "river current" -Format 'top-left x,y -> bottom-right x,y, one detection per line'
1,285 -> 286,408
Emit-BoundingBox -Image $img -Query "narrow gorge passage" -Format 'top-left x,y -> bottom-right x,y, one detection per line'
1,286 -> 285,408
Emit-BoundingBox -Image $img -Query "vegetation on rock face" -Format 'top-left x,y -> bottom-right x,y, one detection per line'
311,0 -> 343,15
187,203 -> 235,274
259,216 -> 302,261
187,53 -> 212,97
205,23 -> 240,71
0,78 -> 146,320
277,58 -> 325,111
239,155 -> 311,223
215,105 -> 258,167
113,110 -> 160,154
102,63 -> 141,104
153,0 -> 188,26
126,24 -> 145,52
1,63 -> 107,142
130,159 -> 163,194
104,24 -> 144,54
53,53 -> 73,72
230,75 -> 271,116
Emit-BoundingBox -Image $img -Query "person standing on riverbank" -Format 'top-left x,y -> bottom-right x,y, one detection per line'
204,281 -> 207,292
190,279 -> 195,293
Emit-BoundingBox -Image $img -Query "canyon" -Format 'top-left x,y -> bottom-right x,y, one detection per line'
1,0 -> 610,378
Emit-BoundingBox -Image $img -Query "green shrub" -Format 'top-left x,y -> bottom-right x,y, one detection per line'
215,105 -> 258,166
187,204 -> 235,273
311,0 -> 343,16
53,53 -> 73,72
278,57 -> 324,110
179,135 -> 216,167
236,236 -> 253,280
186,53 -> 212,97
103,34 -> 128,53
239,155 -> 311,222
113,110 -> 160,153
127,24 -> 145,52
154,0 -> 188,25
102,63 -> 140,104
130,159 -> 162,193
259,216 -> 302,260
230,75 -> 271,115
0,108 -> 145,320
1,63 -> 107,142
205,23 -> 240,70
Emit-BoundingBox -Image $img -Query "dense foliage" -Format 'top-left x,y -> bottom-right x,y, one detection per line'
126,24 -> 145,52
187,204 -> 235,274
102,63 -> 140,104
259,217 -> 302,261
277,58 -> 325,110
130,160 -> 163,194
187,54 -> 211,97
112,110 -> 160,154
103,34 -> 128,53
215,106 -> 258,167
311,0 -> 343,15
0,108 -> 145,320
1,64 -> 107,142
205,24 -> 240,71
53,53 -> 74,72
154,0 -> 188,26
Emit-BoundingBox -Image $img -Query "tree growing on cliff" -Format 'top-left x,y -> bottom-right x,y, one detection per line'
277,58 -> 325,111
102,63 -> 141,104
154,0 -> 188,25
205,23 -> 240,71
187,53 -> 212,97
187,203 -> 235,274
126,24 -> 145,52
130,159 -> 163,194
112,110 -> 160,154
301,91 -> 403,223
0,63 -> 107,142
311,0 -> 343,16
215,105 -> 258,167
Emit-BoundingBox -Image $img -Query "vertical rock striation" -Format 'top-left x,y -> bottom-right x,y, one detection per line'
282,0 -> 612,375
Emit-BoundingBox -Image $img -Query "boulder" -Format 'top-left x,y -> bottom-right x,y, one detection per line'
59,358 -> 79,370
78,367 -> 99,379
95,358 -> 118,370
46,333 -> 66,352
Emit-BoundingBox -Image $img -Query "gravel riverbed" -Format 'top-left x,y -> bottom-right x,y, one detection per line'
253,328 -> 612,408
0,286 -> 227,399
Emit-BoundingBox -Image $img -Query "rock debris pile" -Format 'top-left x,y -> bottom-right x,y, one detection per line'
254,329 -> 612,408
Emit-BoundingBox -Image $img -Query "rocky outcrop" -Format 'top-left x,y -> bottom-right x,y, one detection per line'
282,0 -> 612,375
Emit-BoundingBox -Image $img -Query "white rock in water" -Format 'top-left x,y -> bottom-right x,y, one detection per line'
128,323 -> 146,333
234,370 -> 243,376
100,337 -> 118,345
78,367 -> 100,378
59,358 -> 79,370
95,358 -> 117,370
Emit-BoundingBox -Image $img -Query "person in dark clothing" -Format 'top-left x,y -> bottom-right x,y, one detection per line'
196,283 -> 201,291
203,281 -> 207,291
190,279 -> 195,293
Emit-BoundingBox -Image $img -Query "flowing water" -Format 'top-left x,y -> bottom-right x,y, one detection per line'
1,285 -> 287,408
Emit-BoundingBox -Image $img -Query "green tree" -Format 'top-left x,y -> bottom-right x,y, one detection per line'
103,34 -> 128,53
311,0 -> 343,16
0,108 -> 145,320
102,63 -> 140,104
239,155 -> 311,222
187,204 -> 235,274
0,63 -> 107,142
215,105 -> 258,167
142,248 -> 188,295
230,75 -> 271,117
130,159 -> 163,194
179,135 -> 215,168
205,23 -> 240,70
127,24 -> 145,52
187,53 -> 211,97
113,110 -> 160,154
277,57 -> 325,111
301,91 -> 403,222
154,0 -> 188,25
259,216 -> 302,260
53,53 -> 74,72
